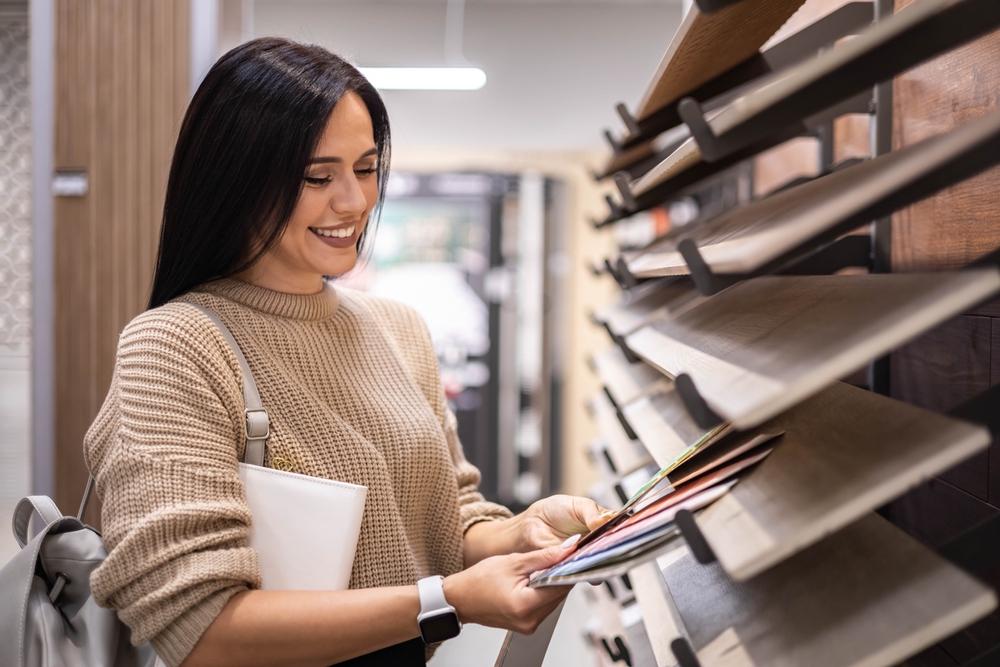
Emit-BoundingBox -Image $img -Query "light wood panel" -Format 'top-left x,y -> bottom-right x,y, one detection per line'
628,559 -> 684,667
696,381 -> 991,581
594,278 -> 696,338
664,513 -> 997,667
625,272 -> 1000,429
628,110 -> 1000,277
590,391 -> 653,475
622,387 -> 712,469
55,0 -> 190,520
635,0 -> 807,120
592,346 -> 671,408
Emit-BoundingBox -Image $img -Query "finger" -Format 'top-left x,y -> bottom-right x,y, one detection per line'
517,543 -> 574,574
576,497 -> 611,531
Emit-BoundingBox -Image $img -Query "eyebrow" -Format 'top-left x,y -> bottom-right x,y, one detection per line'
308,148 -> 378,165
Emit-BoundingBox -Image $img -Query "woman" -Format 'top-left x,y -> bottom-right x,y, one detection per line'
84,37 -> 605,667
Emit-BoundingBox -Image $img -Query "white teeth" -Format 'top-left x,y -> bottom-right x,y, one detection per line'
312,226 -> 355,239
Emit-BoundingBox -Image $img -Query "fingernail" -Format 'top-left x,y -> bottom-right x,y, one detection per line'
561,534 -> 581,549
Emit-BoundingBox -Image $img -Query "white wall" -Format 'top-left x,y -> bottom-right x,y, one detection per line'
254,0 -> 682,151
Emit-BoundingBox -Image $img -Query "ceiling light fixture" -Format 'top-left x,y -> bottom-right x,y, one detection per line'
359,67 -> 487,91
359,0 -> 485,91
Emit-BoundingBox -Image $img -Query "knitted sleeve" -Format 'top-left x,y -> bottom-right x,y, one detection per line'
353,292 -> 513,532
84,304 -> 261,667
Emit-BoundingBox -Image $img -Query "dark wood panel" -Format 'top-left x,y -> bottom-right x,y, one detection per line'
992,318 -> 1000,507
880,477 -> 998,549
54,0 -> 189,523
890,316 -> 993,500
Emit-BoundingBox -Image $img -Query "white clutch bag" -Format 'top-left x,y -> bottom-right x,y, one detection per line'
191,304 -> 367,591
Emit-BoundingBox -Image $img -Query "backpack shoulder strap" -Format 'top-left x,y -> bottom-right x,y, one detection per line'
187,303 -> 270,467
12,496 -> 63,548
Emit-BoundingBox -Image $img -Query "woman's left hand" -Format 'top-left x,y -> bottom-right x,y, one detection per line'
515,495 -> 611,551
464,495 -> 612,565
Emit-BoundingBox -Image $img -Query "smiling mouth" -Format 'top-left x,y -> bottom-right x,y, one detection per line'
309,225 -> 356,239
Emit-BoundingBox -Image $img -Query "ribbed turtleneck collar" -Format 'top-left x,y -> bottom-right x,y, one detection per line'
196,278 -> 339,322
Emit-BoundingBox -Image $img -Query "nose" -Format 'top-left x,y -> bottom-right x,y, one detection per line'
330,171 -> 370,219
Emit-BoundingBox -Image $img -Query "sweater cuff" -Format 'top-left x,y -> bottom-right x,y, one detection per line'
460,500 -> 513,535
150,585 -> 246,667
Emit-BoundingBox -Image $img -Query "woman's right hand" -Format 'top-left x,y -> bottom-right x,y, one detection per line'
443,541 -> 575,635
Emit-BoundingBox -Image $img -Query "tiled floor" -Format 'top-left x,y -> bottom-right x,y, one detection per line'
429,585 -> 598,667
0,356 -> 31,566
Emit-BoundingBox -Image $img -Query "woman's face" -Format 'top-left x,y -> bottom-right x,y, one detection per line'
242,92 -> 379,293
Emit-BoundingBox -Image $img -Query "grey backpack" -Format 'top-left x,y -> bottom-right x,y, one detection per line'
0,480 -> 156,667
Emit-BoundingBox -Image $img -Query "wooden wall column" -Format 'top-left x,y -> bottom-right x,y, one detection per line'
54,0 -> 189,522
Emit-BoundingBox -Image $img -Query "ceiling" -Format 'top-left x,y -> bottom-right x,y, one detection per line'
253,0 -> 684,150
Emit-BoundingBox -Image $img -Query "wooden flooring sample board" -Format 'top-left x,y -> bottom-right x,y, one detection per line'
595,278 -> 696,338
634,0 -> 806,121
628,109 -> 1000,277
626,271 -> 1000,430
622,385 -> 713,469
590,391 -> 653,475
698,381 -> 991,581
592,345 -> 671,408
662,514 -> 997,667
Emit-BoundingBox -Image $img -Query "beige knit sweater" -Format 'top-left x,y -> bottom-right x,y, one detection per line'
84,278 -> 512,667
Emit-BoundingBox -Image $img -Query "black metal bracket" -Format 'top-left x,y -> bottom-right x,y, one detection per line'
671,638 -> 703,667
614,172 -> 639,212
677,97 -> 730,163
617,102 -> 641,137
676,509 -> 718,565
593,195 -> 630,229
602,636 -> 633,666
678,237 -> 741,296
675,373 -> 723,429
617,409 -> 640,441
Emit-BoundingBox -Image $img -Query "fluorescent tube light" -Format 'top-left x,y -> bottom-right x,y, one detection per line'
359,67 -> 487,91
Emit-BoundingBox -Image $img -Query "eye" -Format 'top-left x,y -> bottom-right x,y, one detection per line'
355,167 -> 377,179
303,176 -> 332,186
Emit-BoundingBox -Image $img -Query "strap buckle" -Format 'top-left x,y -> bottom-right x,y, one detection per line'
245,408 -> 270,440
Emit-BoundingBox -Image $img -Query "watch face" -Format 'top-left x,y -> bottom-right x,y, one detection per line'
419,612 -> 461,644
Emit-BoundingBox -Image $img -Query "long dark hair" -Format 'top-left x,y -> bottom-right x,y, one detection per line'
147,37 -> 391,309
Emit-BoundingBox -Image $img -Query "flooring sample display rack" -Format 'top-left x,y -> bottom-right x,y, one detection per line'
574,1 -> 1000,665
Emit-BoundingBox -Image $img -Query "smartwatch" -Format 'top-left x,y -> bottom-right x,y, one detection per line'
417,575 -> 462,644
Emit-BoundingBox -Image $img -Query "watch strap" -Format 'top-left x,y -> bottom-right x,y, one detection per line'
417,575 -> 452,616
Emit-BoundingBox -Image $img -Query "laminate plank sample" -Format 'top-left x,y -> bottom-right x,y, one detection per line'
696,381 -> 991,580
696,0 -> 1000,148
622,386 -> 714,469
595,278 -> 697,338
590,391 -> 654,475
625,272 -> 1000,430
634,0 -> 806,121
592,346 -> 671,408
628,110 -> 1000,278
662,514 -> 998,667
628,560 -> 684,667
